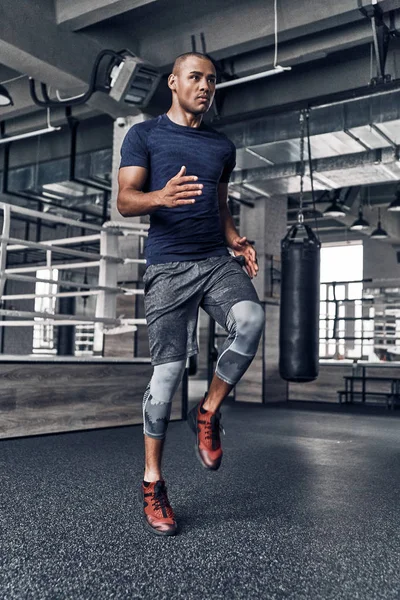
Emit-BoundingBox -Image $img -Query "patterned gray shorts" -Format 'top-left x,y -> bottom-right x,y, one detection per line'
143,255 -> 261,365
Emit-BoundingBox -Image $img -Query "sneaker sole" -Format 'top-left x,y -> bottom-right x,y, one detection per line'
187,406 -> 221,471
137,487 -> 178,537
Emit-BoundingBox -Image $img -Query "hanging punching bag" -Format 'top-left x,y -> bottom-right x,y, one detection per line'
279,222 -> 320,382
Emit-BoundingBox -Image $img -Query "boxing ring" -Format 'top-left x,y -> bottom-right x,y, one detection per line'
0,202 -> 188,438
0,202 -> 148,348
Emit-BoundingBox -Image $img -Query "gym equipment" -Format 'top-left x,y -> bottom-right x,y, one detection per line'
279,222 -> 320,382
279,109 -> 321,382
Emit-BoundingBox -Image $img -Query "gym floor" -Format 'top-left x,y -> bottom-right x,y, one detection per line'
1,401 -> 399,599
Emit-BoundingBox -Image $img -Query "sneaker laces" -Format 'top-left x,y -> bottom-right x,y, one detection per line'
204,413 -> 225,449
152,483 -> 173,517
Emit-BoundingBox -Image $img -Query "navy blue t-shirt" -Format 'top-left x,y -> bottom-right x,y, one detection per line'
119,114 -> 236,265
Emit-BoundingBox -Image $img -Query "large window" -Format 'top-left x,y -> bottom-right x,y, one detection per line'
319,242 -> 368,359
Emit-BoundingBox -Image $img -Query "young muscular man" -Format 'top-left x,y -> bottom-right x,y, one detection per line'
117,52 -> 265,536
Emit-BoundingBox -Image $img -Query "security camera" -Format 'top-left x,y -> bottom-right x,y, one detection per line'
116,117 -> 127,128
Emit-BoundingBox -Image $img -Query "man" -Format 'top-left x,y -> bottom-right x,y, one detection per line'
117,52 -> 265,536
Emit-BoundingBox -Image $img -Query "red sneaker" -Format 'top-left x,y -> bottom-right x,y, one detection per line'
138,480 -> 177,536
187,395 -> 224,470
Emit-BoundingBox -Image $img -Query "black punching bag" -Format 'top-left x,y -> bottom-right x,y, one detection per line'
279,222 -> 320,382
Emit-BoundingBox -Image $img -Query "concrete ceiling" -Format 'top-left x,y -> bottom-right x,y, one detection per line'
1,0 -> 400,241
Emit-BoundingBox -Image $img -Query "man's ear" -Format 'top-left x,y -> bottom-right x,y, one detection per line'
168,73 -> 176,91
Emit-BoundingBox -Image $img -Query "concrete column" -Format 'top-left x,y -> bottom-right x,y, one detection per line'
240,196 -> 287,301
111,113 -> 151,283
239,197 -> 266,299
236,196 -> 288,403
93,228 -> 119,355
104,114 -> 152,358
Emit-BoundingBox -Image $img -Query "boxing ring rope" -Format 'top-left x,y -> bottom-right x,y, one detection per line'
0,202 -> 149,355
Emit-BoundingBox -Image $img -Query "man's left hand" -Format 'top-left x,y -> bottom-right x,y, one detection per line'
231,236 -> 258,278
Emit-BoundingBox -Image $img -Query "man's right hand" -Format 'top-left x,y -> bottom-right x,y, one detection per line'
159,166 -> 202,208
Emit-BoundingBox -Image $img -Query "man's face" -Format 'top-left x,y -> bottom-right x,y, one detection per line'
169,57 -> 216,115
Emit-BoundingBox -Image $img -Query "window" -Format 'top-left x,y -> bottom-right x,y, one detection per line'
319,242 -> 368,359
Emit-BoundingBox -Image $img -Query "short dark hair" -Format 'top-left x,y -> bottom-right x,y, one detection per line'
172,52 -> 216,75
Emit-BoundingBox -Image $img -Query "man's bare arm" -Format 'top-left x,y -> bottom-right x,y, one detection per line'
218,182 -> 259,278
117,166 -> 160,216
117,165 -> 203,218
218,182 -> 241,247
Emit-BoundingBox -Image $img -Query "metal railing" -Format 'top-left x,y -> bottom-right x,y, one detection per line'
0,201 -> 149,356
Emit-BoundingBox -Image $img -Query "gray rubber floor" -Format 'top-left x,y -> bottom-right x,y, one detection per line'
1,402 -> 399,600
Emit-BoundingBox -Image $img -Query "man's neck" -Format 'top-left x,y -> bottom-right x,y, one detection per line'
166,108 -> 203,128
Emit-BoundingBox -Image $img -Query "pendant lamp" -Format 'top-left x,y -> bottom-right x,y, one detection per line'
370,208 -> 388,239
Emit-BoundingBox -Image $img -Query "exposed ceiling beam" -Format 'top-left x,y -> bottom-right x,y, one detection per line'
220,85 -> 400,149
344,186 -> 363,210
56,0 -> 160,31
231,147 -> 400,189
229,20 -> 374,78
0,0 -> 138,120
0,0 -> 96,84
217,42 -> 400,124
137,0 -> 369,68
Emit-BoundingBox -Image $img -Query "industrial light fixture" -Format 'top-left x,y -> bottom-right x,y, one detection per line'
108,55 -> 161,107
349,205 -> 370,231
323,190 -> 346,217
30,50 -> 161,109
0,84 -> 13,106
387,189 -> 400,211
370,208 -> 388,239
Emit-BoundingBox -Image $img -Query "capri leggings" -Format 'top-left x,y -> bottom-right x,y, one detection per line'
142,255 -> 265,439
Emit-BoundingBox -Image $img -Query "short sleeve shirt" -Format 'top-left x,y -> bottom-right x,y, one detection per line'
120,114 -> 236,265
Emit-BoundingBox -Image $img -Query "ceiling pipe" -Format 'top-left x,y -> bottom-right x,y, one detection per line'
0,125 -> 61,145
216,66 -> 290,90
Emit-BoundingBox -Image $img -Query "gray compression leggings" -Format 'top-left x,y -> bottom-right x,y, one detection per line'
143,300 -> 265,439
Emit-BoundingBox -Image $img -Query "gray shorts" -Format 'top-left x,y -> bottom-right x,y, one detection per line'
143,255 -> 261,365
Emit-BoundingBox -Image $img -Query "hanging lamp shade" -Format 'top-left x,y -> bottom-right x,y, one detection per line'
349,206 -> 369,231
370,223 -> 389,239
387,190 -> 400,212
323,199 -> 346,217
0,84 -> 13,106
370,209 -> 388,239
323,190 -> 346,218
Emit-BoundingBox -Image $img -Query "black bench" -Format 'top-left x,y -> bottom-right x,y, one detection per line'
337,389 -> 394,409
339,374 -> 400,410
